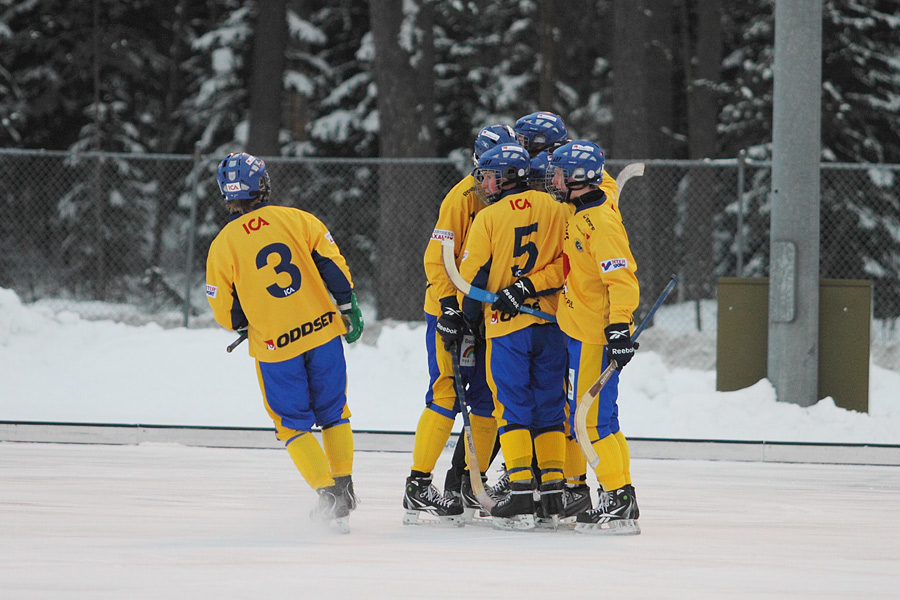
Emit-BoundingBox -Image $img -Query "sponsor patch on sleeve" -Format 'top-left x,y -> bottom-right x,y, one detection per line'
206,284 -> 217,298
324,232 -> 335,244
600,258 -> 628,273
431,228 -> 454,241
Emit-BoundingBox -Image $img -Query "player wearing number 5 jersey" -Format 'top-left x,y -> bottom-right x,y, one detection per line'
459,144 -> 570,530
206,152 -> 363,533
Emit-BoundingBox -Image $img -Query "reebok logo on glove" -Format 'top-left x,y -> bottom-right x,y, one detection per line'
604,322 -> 636,370
491,277 -> 536,318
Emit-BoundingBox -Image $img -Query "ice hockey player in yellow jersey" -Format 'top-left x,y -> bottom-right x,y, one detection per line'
515,113 -> 620,518
458,143 -> 570,530
206,152 -> 363,533
404,125 -> 517,526
547,141 -> 641,535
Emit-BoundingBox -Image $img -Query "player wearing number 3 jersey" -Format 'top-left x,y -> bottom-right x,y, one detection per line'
206,152 -> 362,533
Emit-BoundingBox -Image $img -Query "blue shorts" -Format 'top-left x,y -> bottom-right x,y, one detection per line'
423,313 -> 493,418
565,336 -> 620,439
256,335 -> 350,439
487,324 -> 566,432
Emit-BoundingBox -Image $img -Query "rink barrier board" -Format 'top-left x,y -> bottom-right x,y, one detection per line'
1,421 -> 899,466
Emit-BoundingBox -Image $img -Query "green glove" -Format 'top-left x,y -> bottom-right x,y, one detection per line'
340,292 -> 364,343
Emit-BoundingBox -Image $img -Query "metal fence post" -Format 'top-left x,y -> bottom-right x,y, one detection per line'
182,146 -> 201,328
736,149 -> 746,277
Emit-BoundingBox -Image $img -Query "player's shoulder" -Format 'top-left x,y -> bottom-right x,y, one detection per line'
269,204 -> 326,225
578,198 -> 625,233
442,173 -> 478,205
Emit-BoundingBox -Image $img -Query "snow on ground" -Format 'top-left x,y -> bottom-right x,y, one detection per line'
1,286 -> 899,444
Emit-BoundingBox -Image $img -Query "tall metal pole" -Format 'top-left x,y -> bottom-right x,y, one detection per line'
768,0 -> 822,407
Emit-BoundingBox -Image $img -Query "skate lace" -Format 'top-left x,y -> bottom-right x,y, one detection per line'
345,488 -> 360,510
423,482 -> 457,509
488,467 -> 510,496
585,490 -> 612,516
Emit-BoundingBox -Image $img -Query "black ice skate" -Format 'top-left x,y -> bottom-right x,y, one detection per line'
535,480 -> 564,529
574,486 -> 640,536
460,471 -> 491,522
402,474 -> 464,527
334,475 -> 360,513
487,464 -> 510,500
310,479 -> 354,534
490,480 -> 535,531
561,483 -> 592,521
624,483 -> 639,519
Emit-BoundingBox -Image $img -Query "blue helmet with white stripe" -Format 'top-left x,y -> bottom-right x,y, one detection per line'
217,152 -> 270,203
546,140 -> 605,203
473,124 -> 516,167
475,143 -> 530,204
514,112 -> 569,156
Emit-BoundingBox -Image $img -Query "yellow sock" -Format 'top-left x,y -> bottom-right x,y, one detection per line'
533,430 -> 565,485
286,432 -> 334,490
322,422 -> 354,478
564,436 -> 588,486
591,434 -> 626,491
499,428 -> 534,483
411,407 -> 455,474
614,430 -> 632,485
468,413 -> 498,474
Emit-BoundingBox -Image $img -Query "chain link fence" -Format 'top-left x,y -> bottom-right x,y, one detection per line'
2,148 -> 899,372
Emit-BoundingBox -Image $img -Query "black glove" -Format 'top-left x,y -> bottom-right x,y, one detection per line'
605,323 -> 636,370
491,277 -> 536,318
436,303 -> 466,350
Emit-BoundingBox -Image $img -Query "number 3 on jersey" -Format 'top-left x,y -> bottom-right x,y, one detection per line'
256,243 -> 302,297
511,223 -> 538,277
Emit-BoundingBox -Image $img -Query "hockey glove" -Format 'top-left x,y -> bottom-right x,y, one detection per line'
604,323 -> 636,370
340,292 -> 365,344
491,277 -> 536,318
436,303 -> 467,351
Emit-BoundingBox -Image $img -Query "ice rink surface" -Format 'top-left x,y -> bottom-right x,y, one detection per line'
2,441 -> 899,599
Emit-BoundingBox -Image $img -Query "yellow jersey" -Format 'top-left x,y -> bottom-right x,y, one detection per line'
459,188 -> 568,338
557,192 -> 639,344
599,168 -> 619,208
423,173 -> 488,315
206,204 -> 353,361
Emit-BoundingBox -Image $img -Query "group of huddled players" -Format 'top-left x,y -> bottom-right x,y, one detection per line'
405,112 -> 641,534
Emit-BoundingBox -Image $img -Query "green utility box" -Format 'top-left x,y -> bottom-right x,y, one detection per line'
716,278 -> 871,412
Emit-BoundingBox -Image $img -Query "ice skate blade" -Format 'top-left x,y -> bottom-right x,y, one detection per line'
491,513 -> 535,531
462,506 -> 491,523
331,517 -> 350,534
535,515 -> 560,530
574,519 -> 641,536
402,510 -> 465,527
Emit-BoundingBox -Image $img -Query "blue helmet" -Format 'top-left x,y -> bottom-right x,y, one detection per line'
514,112 -> 568,156
473,124 -> 516,167
546,140 -> 605,203
528,151 -> 550,190
217,152 -> 270,203
475,144 -> 530,204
